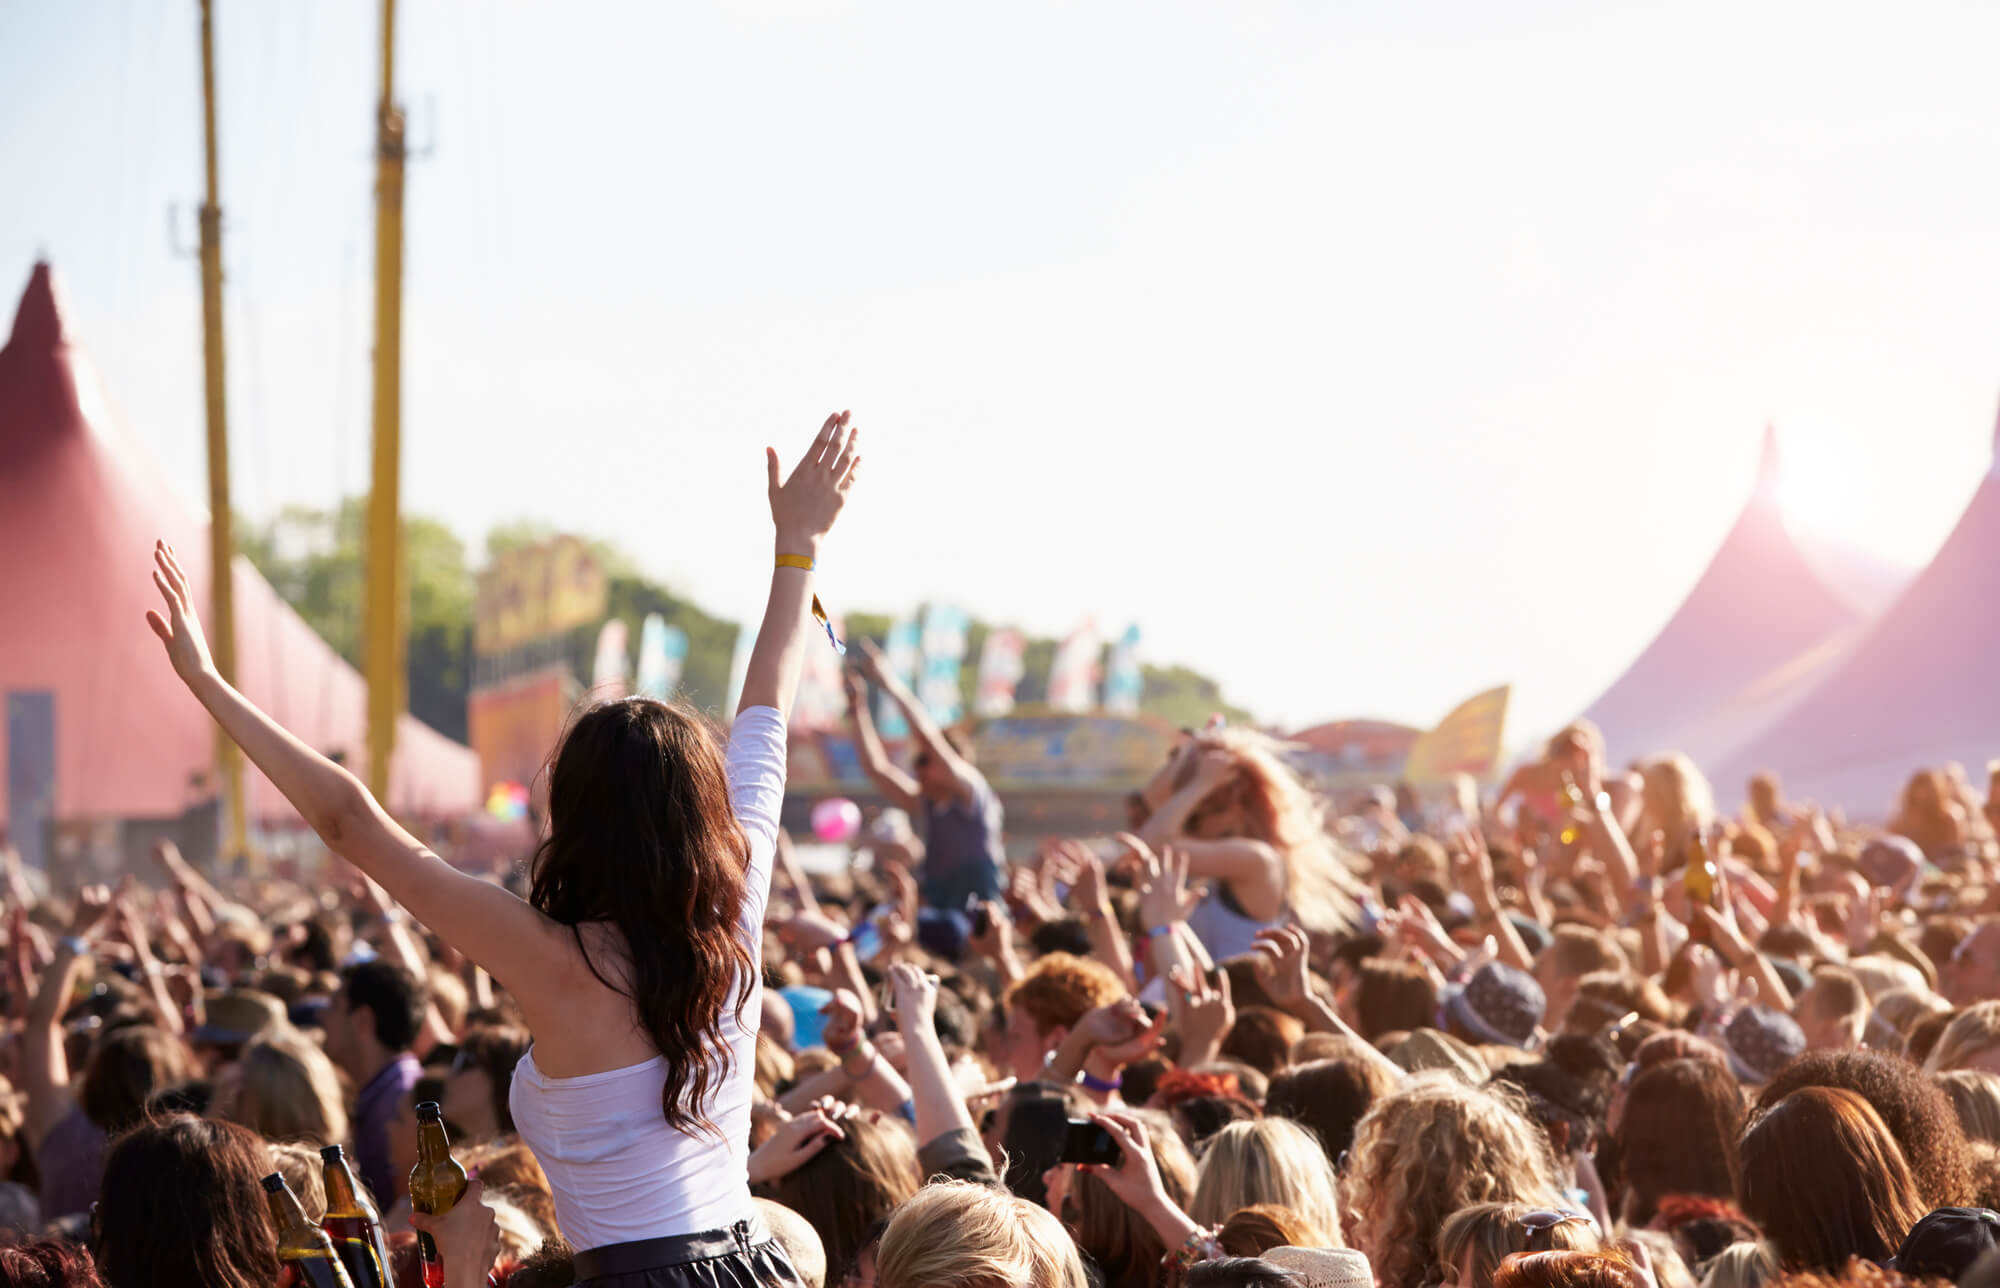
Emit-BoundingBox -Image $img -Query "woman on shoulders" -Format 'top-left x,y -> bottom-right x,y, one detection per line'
146,412 -> 862,1287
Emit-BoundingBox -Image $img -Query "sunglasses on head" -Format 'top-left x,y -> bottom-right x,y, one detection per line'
1519,1209 -> 1590,1253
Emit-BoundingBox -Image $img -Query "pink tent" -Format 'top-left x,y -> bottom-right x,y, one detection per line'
0,262 -> 479,840
1577,427 -> 1905,771
1715,412 -> 2000,814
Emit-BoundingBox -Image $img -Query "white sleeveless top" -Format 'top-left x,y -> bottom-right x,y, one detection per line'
509,705 -> 785,1251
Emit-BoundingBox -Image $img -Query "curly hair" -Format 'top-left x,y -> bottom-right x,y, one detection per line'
1341,1074 -> 1567,1288
1753,1049 -> 1975,1208
1003,953 -> 1126,1038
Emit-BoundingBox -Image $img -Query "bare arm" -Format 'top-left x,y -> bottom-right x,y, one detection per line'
844,671 -> 920,812
857,639 -> 979,801
23,933 -> 93,1147
887,964 -> 978,1146
111,893 -> 186,1039
737,412 -> 862,718
145,542 -> 578,1010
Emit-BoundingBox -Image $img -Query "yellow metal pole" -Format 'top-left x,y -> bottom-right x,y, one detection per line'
196,0 -> 248,866
364,0 -> 406,802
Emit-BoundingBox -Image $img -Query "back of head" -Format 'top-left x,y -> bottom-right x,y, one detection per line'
1938,1071 -> 2000,1144
339,959 -> 428,1053
94,1115 -> 280,1288
231,1028 -> 348,1145
1615,1059 -> 1746,1224
1224,1007 -> 1308,1078
529,697 -> 754,1135
1925,1002 -> 2000,1074
1494,1252 -> 1647,1288
876,1181 -> 1088,1288
1544,926 -> 1631,982
1218,1203 -> 1331,1259
1356,959 -> 1440,1040
1343,1075 -> 1564,1288
1185,1257 -> 1306,1287
1738,1086 -> 1928,1271
753,1197 -> 827,1288
264,1141 -> 327,1222
0,1239 -> 104,1288
1193,1117 -> 1344,1240
1005,952 -> 1127,1037
1438,1203 -> 1604,1288
764,1112 -> 920,1275
81,1024 -> 195,1134
1266,1056 -> 1399,1166
1698,1240 -> 1775,1288
1754,1048 -> 1976,1208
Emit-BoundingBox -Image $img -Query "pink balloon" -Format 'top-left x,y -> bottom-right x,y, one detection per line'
811,797 -> 862,844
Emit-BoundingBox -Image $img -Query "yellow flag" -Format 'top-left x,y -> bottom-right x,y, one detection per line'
1402,685 -> 1512,785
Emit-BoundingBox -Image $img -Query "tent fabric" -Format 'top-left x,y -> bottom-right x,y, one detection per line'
1715,414 -> 2000,815
0,261 -> 479,828
1576,426 -> 1904,772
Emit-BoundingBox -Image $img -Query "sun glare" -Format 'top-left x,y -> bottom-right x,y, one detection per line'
1772,414 -> 1877,538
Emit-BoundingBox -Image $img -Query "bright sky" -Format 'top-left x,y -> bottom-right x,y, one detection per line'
5,2 -> 1998,742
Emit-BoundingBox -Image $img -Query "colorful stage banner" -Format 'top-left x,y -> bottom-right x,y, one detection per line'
590,620 -> 631,698
1401,684 -> 1513,785
634,615 -> 688,701
874,617 -> 922,738
1047,618 -> 1102,714
918,603 -> 971,725
975,628 -> 1027,718
1102,624 -> 1143,715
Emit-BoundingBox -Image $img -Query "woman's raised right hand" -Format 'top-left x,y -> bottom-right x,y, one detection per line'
767,412 -> 861,553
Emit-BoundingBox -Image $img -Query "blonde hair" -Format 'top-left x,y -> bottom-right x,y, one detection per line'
876,1181 -> 1089,1288
264,1141 -> 327,1222
1639,755 -> 1716,861
1848,956 -> 1929,1000
1875,987 -> 1952,1035
1438,1201 -> 1602,1288
1925,1002 -> 2000,1074
1180,728 -> 1363,934
1935,1070 -> 2000,1144
1191,1117 -> 1344,1243
1698,1241 -> 1775,1288
230,1028 -> 348,1147
1341,1075 -> 1567,1288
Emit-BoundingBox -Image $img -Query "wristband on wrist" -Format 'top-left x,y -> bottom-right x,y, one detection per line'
58,936 -> 90,958
1078,1069 -> 1122,1094
826,1030 -> 860,1057
1143,922 -> 1181,942
840,1041 -> 876,1075
776,554 -> 845,655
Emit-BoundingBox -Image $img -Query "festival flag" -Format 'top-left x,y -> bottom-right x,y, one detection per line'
1046,618 -> 1102,714
975,628 -> 1027,718
590,620 -> 631,697
1400,684 -> 1513,785
794,612 -> 849,733
1102,623 -> 1143,715
635,614 -> 689,701
874,616 -> 922,738
918,603 -> 971,725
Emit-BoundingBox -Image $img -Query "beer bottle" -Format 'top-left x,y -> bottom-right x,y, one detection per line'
262,1172 -> 357,1288
1558,772 -> 1585,846
321,1144 -> 391,1288
409,1101 -> 470,1288
1684,829 -> 1719,944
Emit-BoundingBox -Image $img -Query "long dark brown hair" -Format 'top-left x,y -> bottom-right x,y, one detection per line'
529,698 -> 755,1136
1614,1057 -> 1744,1225
93,1115 -> 280,1288
1738,1086 -> 1927,1272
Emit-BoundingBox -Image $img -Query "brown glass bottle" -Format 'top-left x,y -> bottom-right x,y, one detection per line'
263,1172 -> 357,1288
321,1144 -> 391,1288
409,1101 -> 469,1288
1684,829 -> 1719,944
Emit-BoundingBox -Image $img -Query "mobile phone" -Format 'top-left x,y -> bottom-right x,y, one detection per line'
972,903 -> 993,937
1058,1119 -> 1123,1167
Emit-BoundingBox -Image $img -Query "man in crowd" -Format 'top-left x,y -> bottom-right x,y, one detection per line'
322,958 -> 428,1202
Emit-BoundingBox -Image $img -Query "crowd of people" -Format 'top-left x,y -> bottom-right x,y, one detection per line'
3,416 -> 2000,1288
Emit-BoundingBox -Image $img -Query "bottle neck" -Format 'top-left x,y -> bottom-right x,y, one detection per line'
415,1122 -> 452,1166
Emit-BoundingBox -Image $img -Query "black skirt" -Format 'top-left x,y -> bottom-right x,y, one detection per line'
572,1218 -> 803,1288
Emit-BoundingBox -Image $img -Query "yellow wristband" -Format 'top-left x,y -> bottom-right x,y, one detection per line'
776,553 -> 815,571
